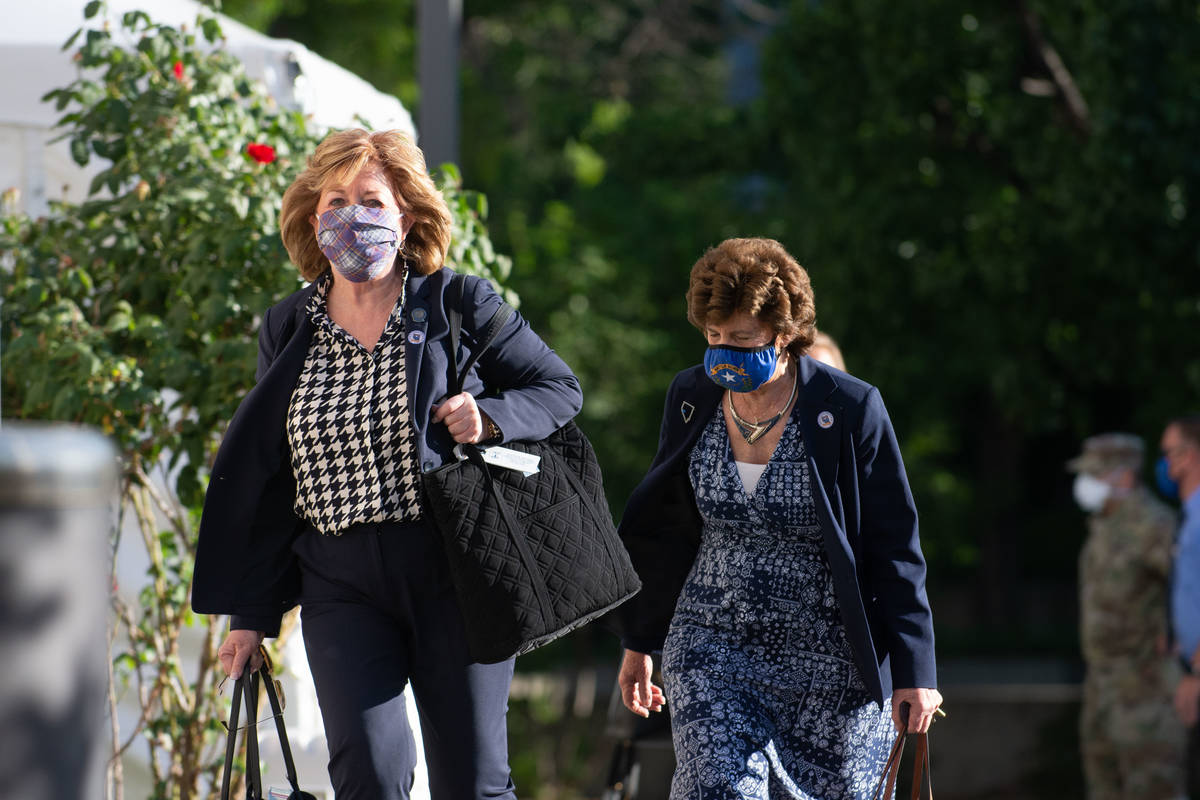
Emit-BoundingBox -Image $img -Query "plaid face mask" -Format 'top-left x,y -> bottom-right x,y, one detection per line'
316,205 -> 403,283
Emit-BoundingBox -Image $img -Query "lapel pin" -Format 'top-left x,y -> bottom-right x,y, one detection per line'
681,401 -> 695,423
407,330 -> 426,345
817,411 -> 835,429
411,307 -> 427,322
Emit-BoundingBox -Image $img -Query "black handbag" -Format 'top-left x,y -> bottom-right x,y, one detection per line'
420,273 -> 641,663
219,654 -> 316,800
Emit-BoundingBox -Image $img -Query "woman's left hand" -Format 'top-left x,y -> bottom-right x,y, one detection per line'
891,687 -> 943,733
432,392 -> 485,444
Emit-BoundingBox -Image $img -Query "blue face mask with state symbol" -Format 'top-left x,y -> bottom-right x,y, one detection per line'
703,343 -> 778,393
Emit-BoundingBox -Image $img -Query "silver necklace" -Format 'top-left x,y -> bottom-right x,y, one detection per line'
727,370 -> 798,445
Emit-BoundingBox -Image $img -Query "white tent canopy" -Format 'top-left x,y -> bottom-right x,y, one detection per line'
1,0 -> 416,216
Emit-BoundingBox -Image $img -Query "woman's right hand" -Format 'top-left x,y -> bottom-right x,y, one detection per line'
618,649 -> 665,717
217,629 -> 266,679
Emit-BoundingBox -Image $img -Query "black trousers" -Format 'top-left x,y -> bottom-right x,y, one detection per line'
294,520 -> 517,800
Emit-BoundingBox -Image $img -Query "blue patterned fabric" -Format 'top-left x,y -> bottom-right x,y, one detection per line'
662,406 -> 895,800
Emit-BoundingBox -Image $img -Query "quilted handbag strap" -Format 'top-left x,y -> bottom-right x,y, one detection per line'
445,272 -> 516,396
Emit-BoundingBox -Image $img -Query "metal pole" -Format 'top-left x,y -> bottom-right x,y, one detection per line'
417,0 -> 462,169
0,423 -> 117,800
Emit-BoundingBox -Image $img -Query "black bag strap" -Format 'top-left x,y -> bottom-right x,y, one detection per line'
220,658 -> 307,800
244,672 -> 262,800
220,675 -> 244,800
444,272 -> 515,396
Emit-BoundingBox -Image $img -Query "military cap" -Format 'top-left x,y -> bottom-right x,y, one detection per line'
1066,432 -> 1144,474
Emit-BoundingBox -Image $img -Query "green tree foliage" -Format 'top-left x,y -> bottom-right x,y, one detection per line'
457,0 -> 754,509
0,4 -> 509,796
218,0 -> 419,109
757,0 -> 1200,627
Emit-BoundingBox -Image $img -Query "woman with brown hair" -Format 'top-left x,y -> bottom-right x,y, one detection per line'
616,238 -> 940,799
191,128 -> 582,799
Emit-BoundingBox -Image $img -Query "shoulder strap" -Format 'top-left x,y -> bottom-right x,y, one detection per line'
444,272 -> 516,396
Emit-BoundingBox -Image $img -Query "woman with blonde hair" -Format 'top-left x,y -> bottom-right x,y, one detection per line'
616,238 -> 940,799
192,128 -> 582,799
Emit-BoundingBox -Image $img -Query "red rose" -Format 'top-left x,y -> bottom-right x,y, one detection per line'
246,143 -> 277,164
172,60 -> 184,80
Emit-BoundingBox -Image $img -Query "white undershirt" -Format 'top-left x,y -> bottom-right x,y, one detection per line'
735,460 -> 768,495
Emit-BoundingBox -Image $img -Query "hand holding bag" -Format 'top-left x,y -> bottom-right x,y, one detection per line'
871,704 -> 934,800
219,652 -> 316,800
420,273 -> 641,663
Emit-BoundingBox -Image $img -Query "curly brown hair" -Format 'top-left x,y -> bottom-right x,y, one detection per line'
279,129 -> 453,281
686,238 -> 817,359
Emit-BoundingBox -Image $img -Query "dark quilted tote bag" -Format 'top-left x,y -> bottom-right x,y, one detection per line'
421,275 -> 640,663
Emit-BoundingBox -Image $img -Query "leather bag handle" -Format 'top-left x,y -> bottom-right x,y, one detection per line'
871,706 -> 933,800
219,655 -> 308,800
244,671 -> 262,800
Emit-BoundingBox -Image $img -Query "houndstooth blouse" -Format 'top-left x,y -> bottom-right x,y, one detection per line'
286,272 -> 422,535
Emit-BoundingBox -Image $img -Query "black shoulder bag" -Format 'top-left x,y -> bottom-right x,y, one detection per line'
220,654 -> 316,800
420,274 -> 642,663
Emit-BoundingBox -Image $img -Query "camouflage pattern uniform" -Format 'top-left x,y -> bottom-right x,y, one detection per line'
1073,434 -> 1185,800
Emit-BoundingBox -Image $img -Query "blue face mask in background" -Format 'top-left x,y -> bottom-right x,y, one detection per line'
1156,456 -> 1180,502
704,343 -> 778,393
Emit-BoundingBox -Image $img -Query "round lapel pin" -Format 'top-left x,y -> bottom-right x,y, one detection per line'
817,411 -> 835,429
411,307 -> 427,322
407,330 -> 426,345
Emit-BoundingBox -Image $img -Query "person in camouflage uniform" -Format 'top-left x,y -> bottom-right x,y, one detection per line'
1069,433 -> 1185,800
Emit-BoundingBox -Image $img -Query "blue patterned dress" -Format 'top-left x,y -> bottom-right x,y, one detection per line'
661,405 -> 895,800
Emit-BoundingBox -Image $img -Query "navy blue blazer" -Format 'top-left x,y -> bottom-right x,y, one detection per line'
191,267 -> 583,635
617,356 -> 936,706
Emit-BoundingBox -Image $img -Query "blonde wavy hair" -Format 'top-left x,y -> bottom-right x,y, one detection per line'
280,129 -> 453,281
686,237 -> 817,360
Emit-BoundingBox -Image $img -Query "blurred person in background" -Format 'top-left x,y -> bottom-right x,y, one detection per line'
1161,415 -> 1200,800
807,329 -> 846,372
191,128 -> 583,800
616,237 -> 940,800
1067,433 -> 1184,800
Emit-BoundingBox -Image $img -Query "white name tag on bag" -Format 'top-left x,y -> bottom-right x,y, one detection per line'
453,444 -> 541,477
